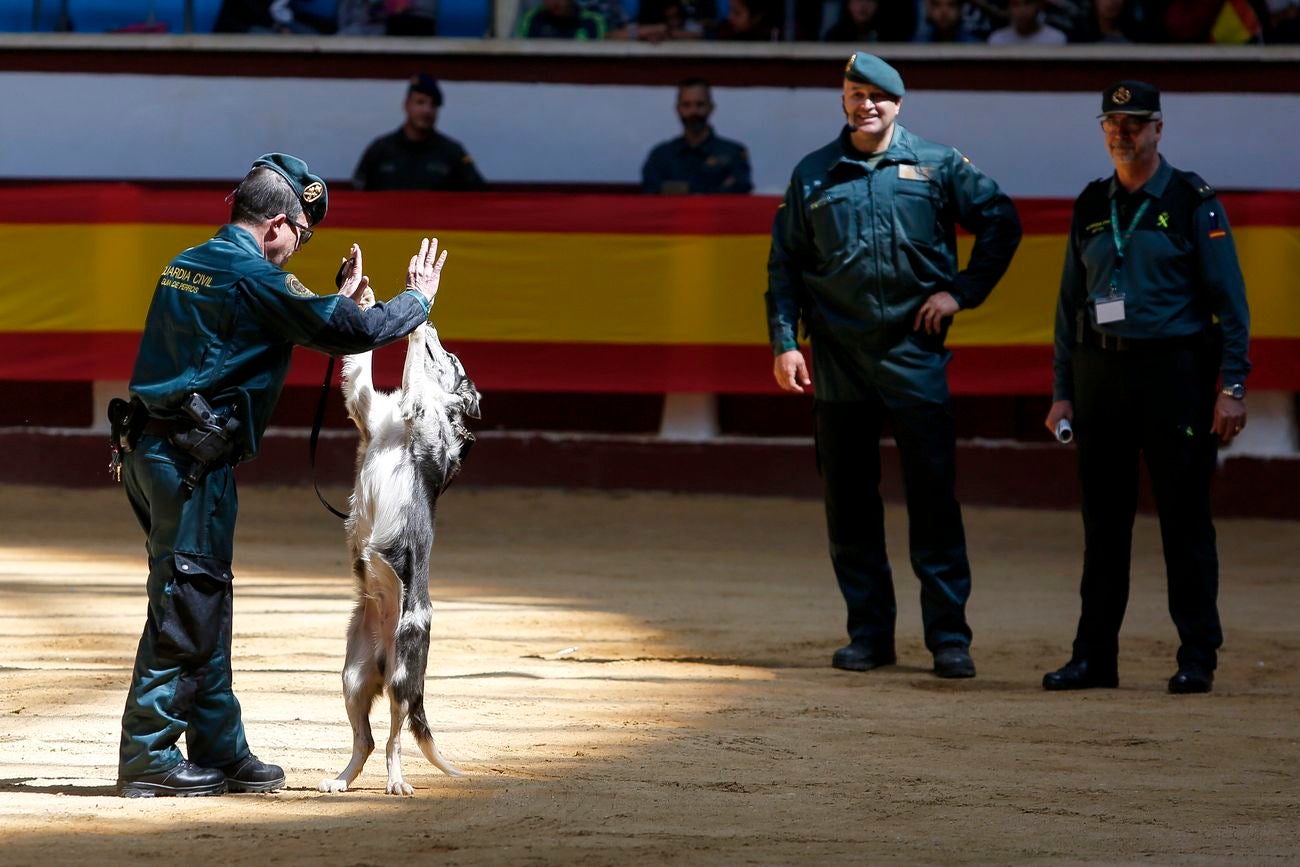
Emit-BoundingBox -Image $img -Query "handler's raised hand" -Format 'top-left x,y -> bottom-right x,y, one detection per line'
336,244 -> 370,304
407,237 -> 448,304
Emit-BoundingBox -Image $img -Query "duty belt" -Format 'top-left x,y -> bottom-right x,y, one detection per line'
1082,324 -> 1208,354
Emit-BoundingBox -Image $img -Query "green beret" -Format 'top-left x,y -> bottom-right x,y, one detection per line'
843,52 -> 905,99
251,153 -> 328,226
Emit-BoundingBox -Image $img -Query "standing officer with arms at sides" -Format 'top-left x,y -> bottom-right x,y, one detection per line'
1043,82 -> 1250,695
354,74 -> 487,192
766,53 -> 1021,679
641,77 -> 754,195
113,153 -> 450,797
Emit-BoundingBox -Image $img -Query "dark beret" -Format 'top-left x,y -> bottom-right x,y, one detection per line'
407,73 -> 444,106
251,153 -> 328,226
843,52 -> 905,98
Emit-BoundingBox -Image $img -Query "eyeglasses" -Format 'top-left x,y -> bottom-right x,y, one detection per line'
287,217 -> 314,248
1100,116 -> 1153,135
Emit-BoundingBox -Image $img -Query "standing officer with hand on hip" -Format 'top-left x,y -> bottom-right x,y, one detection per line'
1043,82 -> 1250,695
766,53 -> 1021,678
115,153 -> 450,797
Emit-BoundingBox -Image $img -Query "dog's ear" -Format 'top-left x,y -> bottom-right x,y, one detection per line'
459,382 -> 481,421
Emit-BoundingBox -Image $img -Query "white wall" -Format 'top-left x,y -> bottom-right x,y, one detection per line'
2,72 -> 1296,195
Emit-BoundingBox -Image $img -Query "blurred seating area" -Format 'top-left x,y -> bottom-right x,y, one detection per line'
1,0 -> 1294,43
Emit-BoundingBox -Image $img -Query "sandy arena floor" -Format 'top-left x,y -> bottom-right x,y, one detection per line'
0,484 -> 1295,865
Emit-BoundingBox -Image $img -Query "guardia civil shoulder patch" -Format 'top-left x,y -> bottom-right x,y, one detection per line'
285,274 -> 315,298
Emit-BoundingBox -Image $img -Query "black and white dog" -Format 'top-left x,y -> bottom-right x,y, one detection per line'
319,322 -> 480,796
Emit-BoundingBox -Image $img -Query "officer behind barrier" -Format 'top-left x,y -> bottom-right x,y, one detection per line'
114,153 -> 450,797
765,53 -> 1022,680
353,73 -> 486,192
1042,81 -> 1250,696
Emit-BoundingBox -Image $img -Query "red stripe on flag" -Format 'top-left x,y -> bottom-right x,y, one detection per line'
4,332 -> 1298,395
5,184 -> 1299,234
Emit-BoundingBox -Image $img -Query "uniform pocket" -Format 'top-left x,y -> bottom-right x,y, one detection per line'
809,187 -> 858,263
157,553 -> 233,664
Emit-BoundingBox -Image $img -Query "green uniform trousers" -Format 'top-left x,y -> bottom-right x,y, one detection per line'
118,434 -> 248,778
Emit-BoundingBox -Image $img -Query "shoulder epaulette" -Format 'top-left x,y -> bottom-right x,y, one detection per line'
1179,170 -> 1216,200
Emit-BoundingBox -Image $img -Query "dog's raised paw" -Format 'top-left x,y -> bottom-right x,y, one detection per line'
318,779 -> 348,793
386,780 -> 414,796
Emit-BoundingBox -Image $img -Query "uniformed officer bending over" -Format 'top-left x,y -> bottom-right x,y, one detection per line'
766,53 -> 1022,678
353,74 -> 486,192
641,77 -> 754,195
116,153 -> 449,797
1043,82 -> 1250,695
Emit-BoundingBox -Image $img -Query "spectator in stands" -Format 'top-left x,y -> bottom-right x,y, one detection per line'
1265,0 -> 1300,41
987,0 -> 1068,41
517,0 -> 607,38
353,74 -> 486,192
338,0 -> 386,34
712,0 -> 782,39
1083,0 -> 1137,41
914,0 -> 982,41
631,0 -> 717,41
964,0 -> 1008,39
823,0 -> 918,41
215,0 -> 323,33
383,0 -> 437,35
517,0 -> 631,38
641,78 -> 753,194
1043,0 -> 1093,40
766,53 -> 1021,681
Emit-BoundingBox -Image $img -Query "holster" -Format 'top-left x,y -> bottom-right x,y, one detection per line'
167,394 -> 243,491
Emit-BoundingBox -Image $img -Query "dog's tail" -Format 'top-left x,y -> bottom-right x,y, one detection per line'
409,698 -> 464,777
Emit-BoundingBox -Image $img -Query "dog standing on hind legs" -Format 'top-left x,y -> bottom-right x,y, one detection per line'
319,320 -> 480,795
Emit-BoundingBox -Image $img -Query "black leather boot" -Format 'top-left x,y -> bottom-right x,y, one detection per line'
118,760 -> 227,798
222,754 -> 286,793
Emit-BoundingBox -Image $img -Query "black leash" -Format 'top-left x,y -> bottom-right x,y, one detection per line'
309,355 -> 349,520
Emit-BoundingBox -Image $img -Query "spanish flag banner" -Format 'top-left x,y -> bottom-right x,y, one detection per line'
1,184 -> 1296,394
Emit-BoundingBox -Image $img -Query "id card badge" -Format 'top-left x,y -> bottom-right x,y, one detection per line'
1095,296 -> 1126,324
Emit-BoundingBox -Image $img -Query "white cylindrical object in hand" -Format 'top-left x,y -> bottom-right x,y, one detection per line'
1055,418 -> 1074,444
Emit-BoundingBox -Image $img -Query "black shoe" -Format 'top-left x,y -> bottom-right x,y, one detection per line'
222,754 -> 286,793
1168,666 -> 1214,694
118,760 -> 226,798
831,643 -> 896,672
933,646 -> 976,679
1042,658 -> 1118,691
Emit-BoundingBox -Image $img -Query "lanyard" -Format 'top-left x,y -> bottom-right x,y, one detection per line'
1110,198 -> 1150,260
1108,197 -> 1150,295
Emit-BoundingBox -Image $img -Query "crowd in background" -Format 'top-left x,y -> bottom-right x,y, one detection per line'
207,0 -> 1299,44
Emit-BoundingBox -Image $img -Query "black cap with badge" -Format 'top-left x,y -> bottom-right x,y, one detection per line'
251,153 -> 328,226
1099,80 -> 1162,118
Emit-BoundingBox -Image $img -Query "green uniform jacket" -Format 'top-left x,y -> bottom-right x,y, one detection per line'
766,125 -> 1021,404
130,224 -> 431,460
1052,156 -> 1251,401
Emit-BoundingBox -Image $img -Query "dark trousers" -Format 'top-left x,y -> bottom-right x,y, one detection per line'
119,434 -> 248,777
815,396 -> 973,654
1070,340 -> 1223,670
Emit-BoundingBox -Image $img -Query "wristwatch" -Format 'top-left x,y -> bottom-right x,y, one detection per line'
1220,383 -> 1246,400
